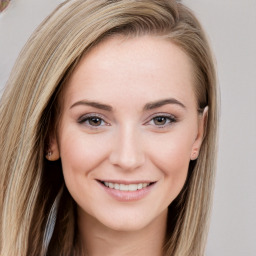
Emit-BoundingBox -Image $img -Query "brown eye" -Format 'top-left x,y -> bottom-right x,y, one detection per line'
78,114 -> 109,129
153,116 -> 169,126
88,117 -> 102,126
147,114 -> 176,128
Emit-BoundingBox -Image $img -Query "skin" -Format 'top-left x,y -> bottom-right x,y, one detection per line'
49,35 -> 207,256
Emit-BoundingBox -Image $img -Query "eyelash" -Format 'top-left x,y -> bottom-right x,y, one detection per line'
146,113 -> 177,128
77,113 -> 109,130
77,113 -> 177,129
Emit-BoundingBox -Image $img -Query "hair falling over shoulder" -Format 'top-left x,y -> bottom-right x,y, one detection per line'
0,0 -> 218,255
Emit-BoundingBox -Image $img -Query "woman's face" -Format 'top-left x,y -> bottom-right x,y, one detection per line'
52,35 -> 206,232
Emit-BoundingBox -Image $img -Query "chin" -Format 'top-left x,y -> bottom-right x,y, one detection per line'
91,207 -> 167,233
103,219 -> 149,232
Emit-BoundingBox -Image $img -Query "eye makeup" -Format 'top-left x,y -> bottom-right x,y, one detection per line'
144,112 -> 177,129
77,113 -> 110,130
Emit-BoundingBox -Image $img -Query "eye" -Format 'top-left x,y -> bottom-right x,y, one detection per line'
153,116 -> 170,126
87,117 -> 104,126
78,114 -> 109,128
147,114 -> 176,128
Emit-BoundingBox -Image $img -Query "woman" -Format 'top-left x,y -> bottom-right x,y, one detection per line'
0,0 -> 218,255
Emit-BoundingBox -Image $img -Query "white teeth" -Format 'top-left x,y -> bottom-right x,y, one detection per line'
120,184 -> 128,191
128,184 -> 138,191
103,182 -> 150,191
137,183 -> 143,189
142,183 -> 148,188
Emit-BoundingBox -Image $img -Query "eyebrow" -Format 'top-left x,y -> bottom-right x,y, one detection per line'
70,97 -> 186,112
70,100 -> 113,111
143,98 -> 186,111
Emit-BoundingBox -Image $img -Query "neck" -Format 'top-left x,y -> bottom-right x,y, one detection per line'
78,209 -> 167,256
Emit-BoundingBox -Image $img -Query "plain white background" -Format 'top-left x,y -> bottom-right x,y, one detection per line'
1,1 -> 256,255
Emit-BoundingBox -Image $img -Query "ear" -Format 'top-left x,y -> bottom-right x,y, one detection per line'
45,133 -> 60,161
190,106 -> 208,160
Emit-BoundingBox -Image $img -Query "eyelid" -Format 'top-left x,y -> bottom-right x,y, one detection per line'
144,112 -> 177,127
78,113 -> 103,122
77,113 -> 110,128
145,112 -> 177,122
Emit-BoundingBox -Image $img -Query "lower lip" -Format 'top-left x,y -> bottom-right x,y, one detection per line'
98,182 -> 156,202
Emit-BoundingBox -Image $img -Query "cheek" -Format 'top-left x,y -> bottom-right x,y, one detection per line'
147,132 -> 194,199
58,130 -> 112,210
149,131 -> 193,170
58,130 -> 110,184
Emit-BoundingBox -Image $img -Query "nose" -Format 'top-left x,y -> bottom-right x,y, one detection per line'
109,126 -> 145,171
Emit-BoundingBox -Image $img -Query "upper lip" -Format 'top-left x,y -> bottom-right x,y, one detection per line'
97,179 -> 156,185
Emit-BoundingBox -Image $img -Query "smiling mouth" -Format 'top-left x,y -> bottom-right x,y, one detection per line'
99,181 -> 155,191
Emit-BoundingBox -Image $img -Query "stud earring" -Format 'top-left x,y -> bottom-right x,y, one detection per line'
191,150 -> 198,160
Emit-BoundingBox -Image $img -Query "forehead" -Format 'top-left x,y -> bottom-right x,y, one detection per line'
63,35 -> 197,110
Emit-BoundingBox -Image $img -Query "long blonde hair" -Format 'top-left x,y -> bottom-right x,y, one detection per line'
0,0 -> 218,255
